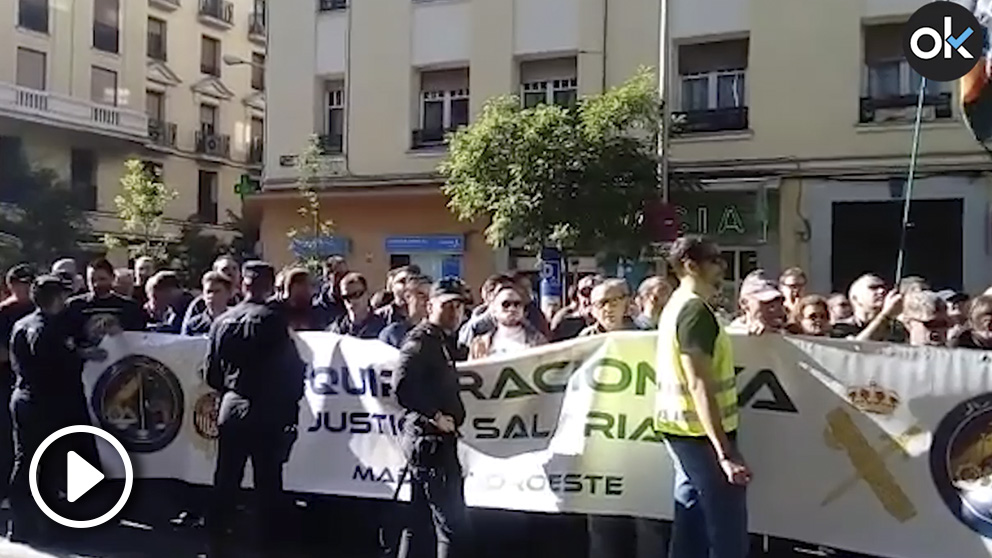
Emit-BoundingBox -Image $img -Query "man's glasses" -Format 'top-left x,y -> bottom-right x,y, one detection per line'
593,296 -> 627,309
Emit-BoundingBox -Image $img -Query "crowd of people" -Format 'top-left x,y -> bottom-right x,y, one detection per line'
0,241 -> 981,558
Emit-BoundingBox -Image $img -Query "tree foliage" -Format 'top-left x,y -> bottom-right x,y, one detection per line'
286,134 -> 335,274
104,159 -> 179,261
226,209 -> 260,262
441,68 -> 662,257
0,155 -> 91,269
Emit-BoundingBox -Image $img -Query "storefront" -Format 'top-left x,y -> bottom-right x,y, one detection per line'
384,234 -> 465,280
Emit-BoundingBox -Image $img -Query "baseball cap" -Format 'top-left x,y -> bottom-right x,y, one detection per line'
740,272 -> 783,303
430,277 -> 466,303
6,264 -> 35,285
936,289 -> 969,304
242,260 -> 275,283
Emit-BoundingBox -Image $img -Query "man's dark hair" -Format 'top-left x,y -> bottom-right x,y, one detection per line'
31,277 -> 66,307
666,235 -> 717,277
340,272 -> 368,292
88,258 -> 115,276
370,290 -> 393,310
151,271 -> 181,292
323,256 -> 346,270
202,271 -> 232,290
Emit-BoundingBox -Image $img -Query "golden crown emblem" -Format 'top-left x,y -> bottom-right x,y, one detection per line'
846,381 -> 900,415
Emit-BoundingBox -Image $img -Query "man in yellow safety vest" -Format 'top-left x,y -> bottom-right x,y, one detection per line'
655,235 -> 751,558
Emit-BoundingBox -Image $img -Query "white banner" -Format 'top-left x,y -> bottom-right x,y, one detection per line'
79,331 -> 992,558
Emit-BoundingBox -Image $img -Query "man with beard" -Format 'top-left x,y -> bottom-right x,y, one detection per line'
833,274 -> 906,342
66,258 -> 147,346
0,265 -> 35,503
280,268 -> 325,330
379,265 -> 420,325
655,235 -> 750,558
314,256 -> 349,326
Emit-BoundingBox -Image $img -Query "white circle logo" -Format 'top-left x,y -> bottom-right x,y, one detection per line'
28,425 -> 134,529
910,27 -> 945,60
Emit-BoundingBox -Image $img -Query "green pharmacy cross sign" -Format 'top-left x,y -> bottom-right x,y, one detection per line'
234,174 -> 260,200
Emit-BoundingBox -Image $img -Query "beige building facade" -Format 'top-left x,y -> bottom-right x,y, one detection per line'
0,0 -> 266,264
264,0 -> 992,295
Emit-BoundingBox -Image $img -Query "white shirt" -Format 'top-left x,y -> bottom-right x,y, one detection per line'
488,325 -> 530,355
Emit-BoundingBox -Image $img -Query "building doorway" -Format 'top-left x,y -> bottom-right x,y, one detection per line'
830,199 -> 963,292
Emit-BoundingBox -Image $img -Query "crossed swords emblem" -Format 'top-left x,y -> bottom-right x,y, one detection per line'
820,407 -> 923,523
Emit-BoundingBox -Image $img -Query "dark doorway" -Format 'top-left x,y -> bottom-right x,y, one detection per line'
831,199 -> 963,293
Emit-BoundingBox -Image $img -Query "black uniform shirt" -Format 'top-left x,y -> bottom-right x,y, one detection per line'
10,310 -> 82,400
396,322 -> 466,437
204,300 -> 306,426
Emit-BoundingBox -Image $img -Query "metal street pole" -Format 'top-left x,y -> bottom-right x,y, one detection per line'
659,0 -> 671,203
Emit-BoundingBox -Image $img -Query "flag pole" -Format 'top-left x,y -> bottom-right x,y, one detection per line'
894,76 -> 928,285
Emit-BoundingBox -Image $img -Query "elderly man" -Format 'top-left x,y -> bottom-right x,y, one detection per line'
634,276 -> 672,331
833,274 -> 906,342
901,290 -> 950,347
580,279 -> 638,336
778,267 -> 807,316
727,270 -> 786,335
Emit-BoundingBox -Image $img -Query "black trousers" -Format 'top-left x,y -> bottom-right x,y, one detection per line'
208,415 -> 296,546
8,392 -> 61,538
397,435 -> 469,558
587,515 -> 670,558
0,377 -> 15,503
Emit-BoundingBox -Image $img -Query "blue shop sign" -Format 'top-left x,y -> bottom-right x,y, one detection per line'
441,256 -> 462,279
384,235 -> 464,254
289,236 -> 350,257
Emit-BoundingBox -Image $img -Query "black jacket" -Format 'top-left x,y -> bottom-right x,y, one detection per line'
395,322 -> 466,439
204,299 -> 306,427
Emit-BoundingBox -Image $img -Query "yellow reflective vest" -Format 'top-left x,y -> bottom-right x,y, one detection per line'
654,285 -> 739,437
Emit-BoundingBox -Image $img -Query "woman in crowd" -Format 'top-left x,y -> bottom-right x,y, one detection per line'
787,294 -> 833,337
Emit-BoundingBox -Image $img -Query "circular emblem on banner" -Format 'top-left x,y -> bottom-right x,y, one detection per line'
930,392 -> 992,536
91,355 -> 184,453
193,391 -> 220,440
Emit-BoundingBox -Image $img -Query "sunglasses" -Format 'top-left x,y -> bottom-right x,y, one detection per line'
594,296 -> 627,309
343,290 -> 366,301
501,299 -> 523,309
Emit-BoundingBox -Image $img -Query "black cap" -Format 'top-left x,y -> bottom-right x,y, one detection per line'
6,264 -> 35,285
32,274 -> 70,292
242,260 -> 275,283
430,277 -> 467,303
937,289 -> 969,304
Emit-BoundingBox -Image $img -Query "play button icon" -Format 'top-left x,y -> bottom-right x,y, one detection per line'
30,425 -> 134,528
66,451 -> 105,503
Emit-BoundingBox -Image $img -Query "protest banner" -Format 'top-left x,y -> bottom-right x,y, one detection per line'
80,331 -> 992,558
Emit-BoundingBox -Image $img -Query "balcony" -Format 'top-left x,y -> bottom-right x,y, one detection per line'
671,107 -> 749,135
319,0 -> 347,11
198,0 -> 234,29
318,133 -> 343,155
0,82 -> 147,142
149,0 -> 180,11
248,137 -> 263,165
248,12 -> 265,43
148,119 -> 177,149
411,128 -> 452,150
859,93 -> 953,124
195,131 -> 231,159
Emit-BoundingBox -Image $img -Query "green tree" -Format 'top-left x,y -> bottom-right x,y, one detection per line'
441,68 -> 662,258
0,157 -> 92,269
165,216 -> 230,288
286,135 -> 334,274
104,159 -> 178,261
225,209 -> 260,262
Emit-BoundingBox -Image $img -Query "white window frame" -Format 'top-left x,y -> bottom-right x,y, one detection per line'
863,59 -> 945,98
521,77 -> 576,107
326,88 -> 344,134
678,69 -> 746,111
420,88 -> 469,130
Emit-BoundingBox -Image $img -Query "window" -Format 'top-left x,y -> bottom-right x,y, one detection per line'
18,0 -> 48,34
197,171 -> 218,224
146,90 -> 164,121
679,70 -> 746,111
522,78 -> 576,108
319,0 -> 347,11
16,48 -> 46,91
251,116 -> 264,141
251,53 -> 265,91
324,88 -> 345,152
200,104 -> 218,134
201,36 -> 221,77
91,67 -> 118,105
863,23 -> 944,99
147,18 -> 167,61
71,149 -> 97,211
93,0 -> 120,54
420,90 -> 469,131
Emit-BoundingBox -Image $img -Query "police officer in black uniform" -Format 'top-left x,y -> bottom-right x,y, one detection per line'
395,278 -> 470,558
204,261 -> 305,555
7,275 -> 100,543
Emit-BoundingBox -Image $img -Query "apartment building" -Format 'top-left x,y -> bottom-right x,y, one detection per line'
263,0 -> 992,294
0,0 -> 266,262
262,0 -> 660,289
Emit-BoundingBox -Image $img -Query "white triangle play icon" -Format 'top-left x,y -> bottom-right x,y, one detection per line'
66,451 -> 104,503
